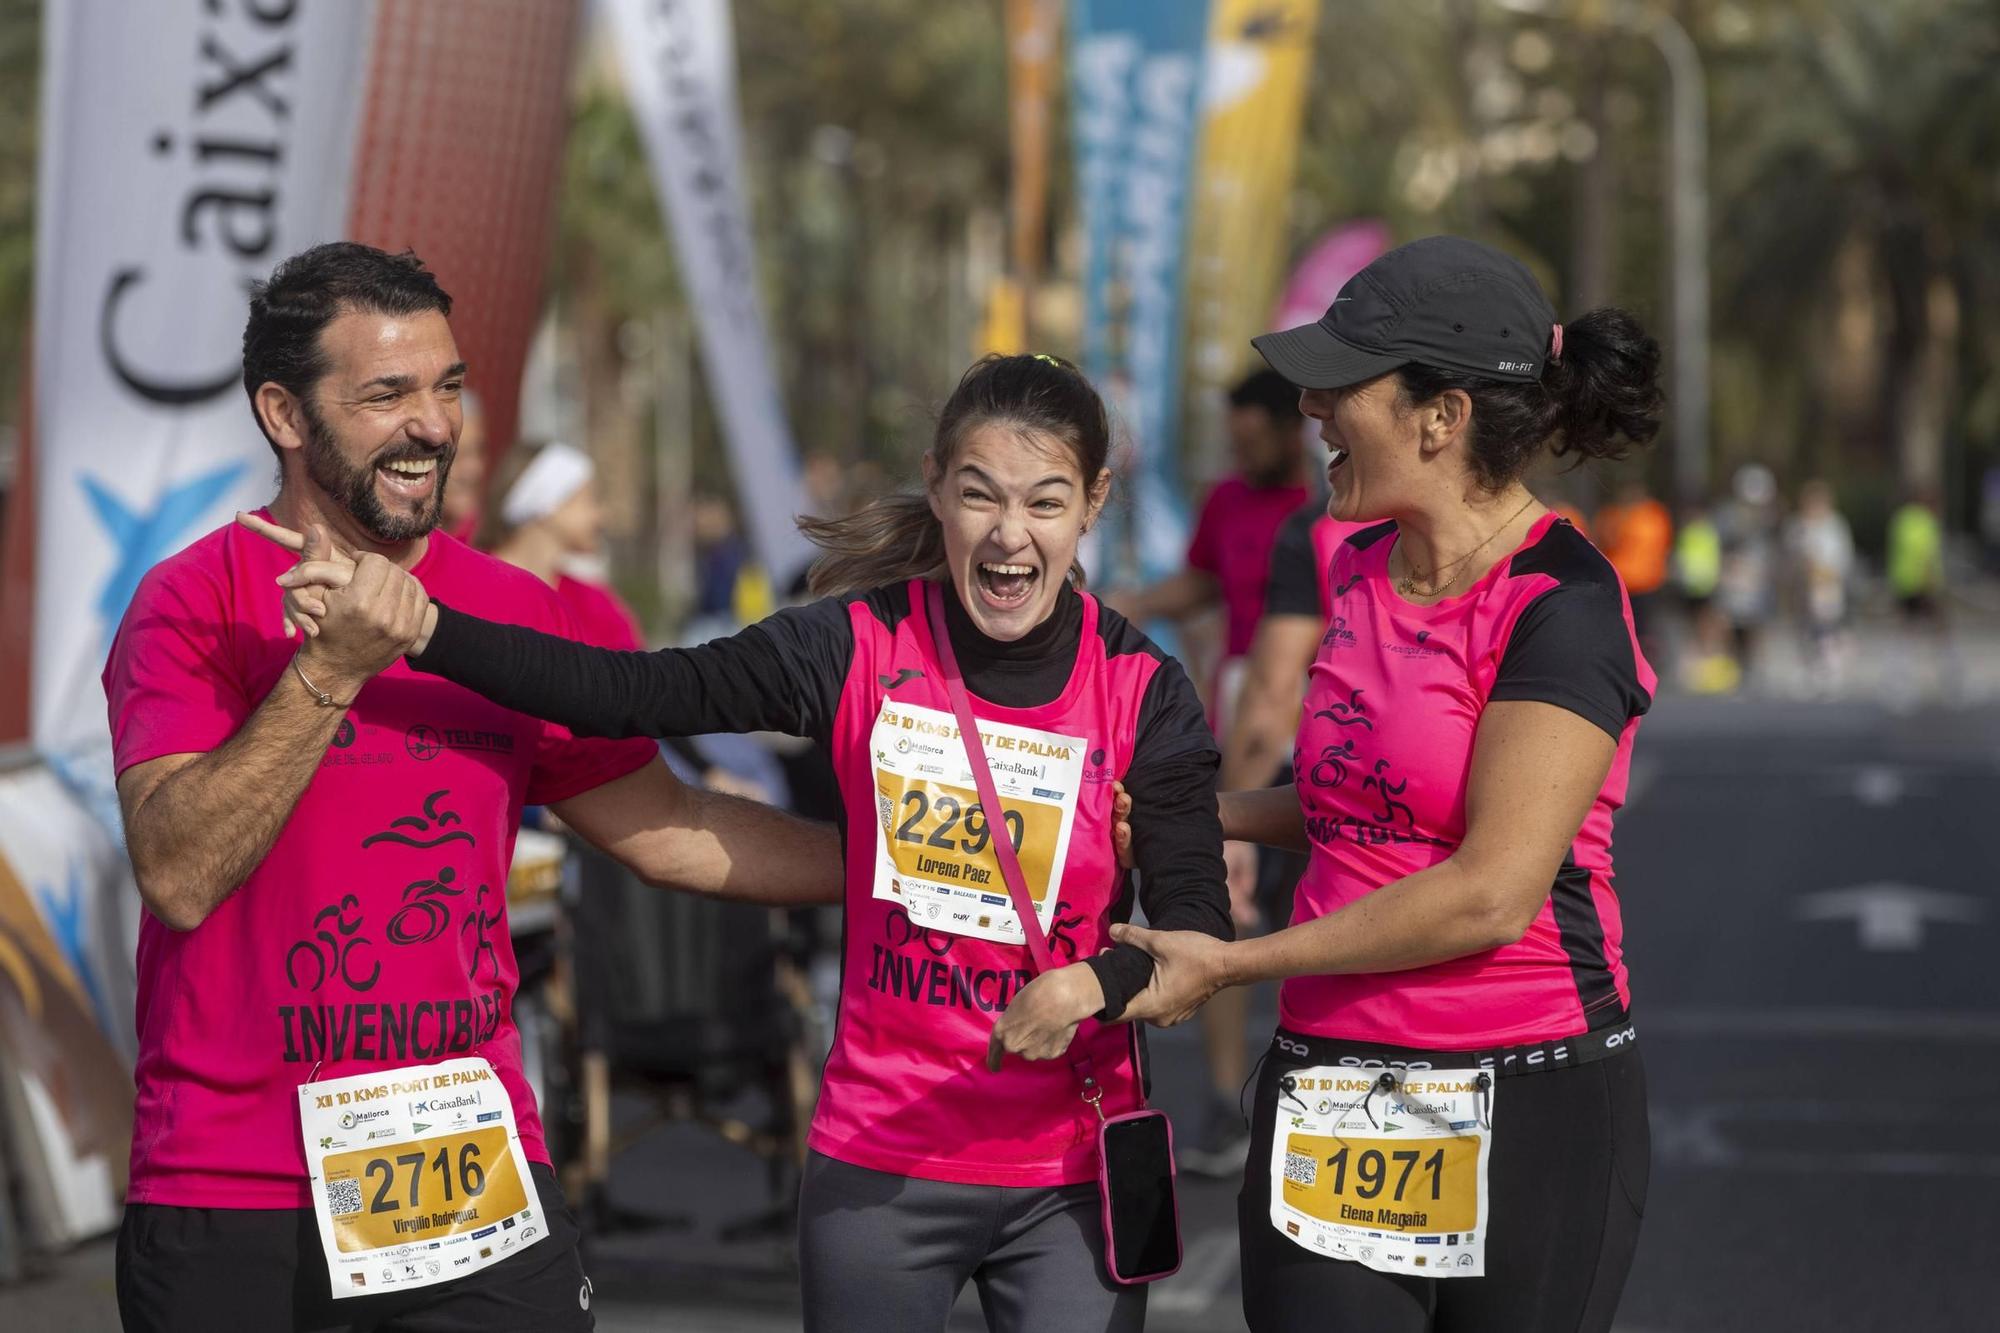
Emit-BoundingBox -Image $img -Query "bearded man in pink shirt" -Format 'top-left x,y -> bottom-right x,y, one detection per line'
105,242 -> 840,1332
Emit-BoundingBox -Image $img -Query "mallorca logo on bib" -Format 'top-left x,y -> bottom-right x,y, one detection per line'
298,1057 -> 544,1297
1268,1065 -> 1495,1277
870,698 -> 1085,946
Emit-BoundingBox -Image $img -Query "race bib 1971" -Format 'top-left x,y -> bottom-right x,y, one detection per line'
299,1057 -> 545,1298
1269,1065 -> 1495,1278
869,698 -> 1084,946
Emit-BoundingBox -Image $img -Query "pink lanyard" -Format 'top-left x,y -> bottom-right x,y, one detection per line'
925,581 -> 1104,1117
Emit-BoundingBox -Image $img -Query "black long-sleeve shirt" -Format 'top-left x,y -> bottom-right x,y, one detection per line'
413,581 -> 1231,1020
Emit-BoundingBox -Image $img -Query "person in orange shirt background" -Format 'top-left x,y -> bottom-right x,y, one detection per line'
1595,476 -> 1674,661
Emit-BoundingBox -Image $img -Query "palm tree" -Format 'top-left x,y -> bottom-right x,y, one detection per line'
1712,0 -> 2000,507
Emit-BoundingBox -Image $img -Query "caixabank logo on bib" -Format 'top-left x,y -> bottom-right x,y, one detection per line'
411,1092 -> 481,1117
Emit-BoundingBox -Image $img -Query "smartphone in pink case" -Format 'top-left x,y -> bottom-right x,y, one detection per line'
1098,1107 -> 1182,1284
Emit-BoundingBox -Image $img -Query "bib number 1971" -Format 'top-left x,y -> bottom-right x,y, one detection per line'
1268,1066 -> 1494,1277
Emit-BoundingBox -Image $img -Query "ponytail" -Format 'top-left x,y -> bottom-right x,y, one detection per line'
1541,307 -> 1665,463
798,493 -> 945,597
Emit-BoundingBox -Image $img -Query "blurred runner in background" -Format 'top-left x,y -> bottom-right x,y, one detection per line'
1715,464 -> 1782,690
1595,478 -> 1673,664
440,386 -> 487,543
1887,488 -> 1955,704
1786,479 -> 1854,697
1108,370 -> 1310,733
483,440 -> 645,652
1675,500 -> 1733,692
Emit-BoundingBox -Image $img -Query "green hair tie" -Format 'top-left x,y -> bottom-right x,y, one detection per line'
1031,353 -> 1060,366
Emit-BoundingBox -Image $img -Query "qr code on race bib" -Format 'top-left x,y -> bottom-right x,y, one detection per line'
327,1177 -> 364,1217
1283,1151 -> 1317,1188
877,794 -> 894,828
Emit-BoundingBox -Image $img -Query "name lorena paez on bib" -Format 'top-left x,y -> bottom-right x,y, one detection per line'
298,1056 -> 545,1297
1268,1065 -> 1496,1278
869,699 -> 1086,947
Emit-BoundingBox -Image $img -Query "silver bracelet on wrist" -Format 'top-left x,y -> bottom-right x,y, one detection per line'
293,657 -> 342,708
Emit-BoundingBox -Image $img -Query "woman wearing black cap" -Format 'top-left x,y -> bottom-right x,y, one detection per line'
1113,236 -> 1662,1332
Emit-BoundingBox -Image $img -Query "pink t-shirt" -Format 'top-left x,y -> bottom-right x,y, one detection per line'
104,518 -> 655,1208
1186,477 -> 1311,658
1284,514 -> 1655,1049
810,583 -> 1172,1187
555,573 -> 644,652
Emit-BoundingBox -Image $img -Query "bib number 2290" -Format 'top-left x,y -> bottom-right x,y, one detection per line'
891,788 -> 1024,858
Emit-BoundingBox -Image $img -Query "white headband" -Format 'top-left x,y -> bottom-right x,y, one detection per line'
499,443 -> 593,528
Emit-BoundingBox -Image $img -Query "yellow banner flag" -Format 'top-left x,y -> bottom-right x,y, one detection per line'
1006,0 -> 1060,290
1184,0 -> 1321,467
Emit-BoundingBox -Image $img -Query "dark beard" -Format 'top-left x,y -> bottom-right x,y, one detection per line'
300,400 -> 452,542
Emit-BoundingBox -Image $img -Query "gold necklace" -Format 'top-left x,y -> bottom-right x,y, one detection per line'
1395,496 -> 1540,598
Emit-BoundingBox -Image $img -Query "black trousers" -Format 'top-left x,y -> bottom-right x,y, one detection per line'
1239,1033 -> 1649,1333
116,1162 -> 592,1333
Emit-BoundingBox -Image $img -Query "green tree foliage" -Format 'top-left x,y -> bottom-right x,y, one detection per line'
0,0 -> 38,424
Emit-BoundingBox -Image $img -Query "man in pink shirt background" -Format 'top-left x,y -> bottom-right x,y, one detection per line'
105,242 -> 838,1332
1110,370 -> 1311,727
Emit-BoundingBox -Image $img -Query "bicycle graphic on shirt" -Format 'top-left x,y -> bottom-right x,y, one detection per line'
1306,738 -> 1362,790
885,904 -> 958,957
387,867 -> 466,945
286,894 -> 381,993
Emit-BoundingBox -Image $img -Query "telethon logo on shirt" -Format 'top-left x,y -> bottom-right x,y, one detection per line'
405,724 -> 517,762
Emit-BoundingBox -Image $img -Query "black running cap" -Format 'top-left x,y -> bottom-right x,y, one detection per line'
1253,236 -> 1560,389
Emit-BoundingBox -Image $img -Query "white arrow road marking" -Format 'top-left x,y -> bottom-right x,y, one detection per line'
1653,1101 -> 2000,1179
1794,883 -> 1983,951
1851,765 -> 1906,807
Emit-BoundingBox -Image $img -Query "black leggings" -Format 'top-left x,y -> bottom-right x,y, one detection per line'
1238,1035 -> 1649,1333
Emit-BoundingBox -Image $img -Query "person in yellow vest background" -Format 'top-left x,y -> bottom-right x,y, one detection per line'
1675,501 -> 1732,693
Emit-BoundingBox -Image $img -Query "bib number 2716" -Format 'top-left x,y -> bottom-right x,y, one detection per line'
299,1057 -> 545,1298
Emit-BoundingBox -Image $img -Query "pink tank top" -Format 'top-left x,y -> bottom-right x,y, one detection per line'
809,581 -> 1167,1187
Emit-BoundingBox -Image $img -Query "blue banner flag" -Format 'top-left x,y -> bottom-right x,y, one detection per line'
1067,0 -> 1210,587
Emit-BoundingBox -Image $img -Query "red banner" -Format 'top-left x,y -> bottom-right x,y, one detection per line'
346,0 -> 586,478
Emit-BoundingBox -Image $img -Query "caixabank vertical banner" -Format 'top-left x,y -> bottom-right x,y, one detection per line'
30,1 -> 378,816
29,0 -> 583,821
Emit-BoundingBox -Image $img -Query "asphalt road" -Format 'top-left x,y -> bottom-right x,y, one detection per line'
578,694 -> 2000,1331
12,693 -> 1997,1331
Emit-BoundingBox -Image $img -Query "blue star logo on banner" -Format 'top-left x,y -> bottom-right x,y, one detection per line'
33,859 -> 112,1035
80,462 -> 249,649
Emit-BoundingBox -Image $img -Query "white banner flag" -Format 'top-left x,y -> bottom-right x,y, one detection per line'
31,1 -> 378,811
602,0 -> 814,589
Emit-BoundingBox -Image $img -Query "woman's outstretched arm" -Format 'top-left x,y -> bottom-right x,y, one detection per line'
410,595 -> 854,741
